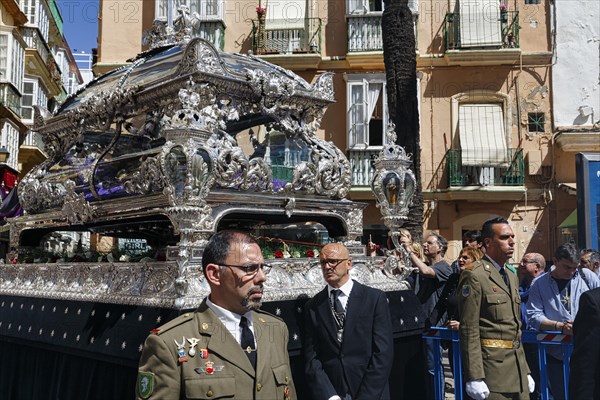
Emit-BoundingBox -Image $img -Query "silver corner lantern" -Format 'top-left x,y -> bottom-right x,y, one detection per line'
371,122 -> 417,278
371,122 -> 416,230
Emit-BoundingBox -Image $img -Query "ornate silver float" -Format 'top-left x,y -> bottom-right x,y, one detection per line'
1,36 -> 413,309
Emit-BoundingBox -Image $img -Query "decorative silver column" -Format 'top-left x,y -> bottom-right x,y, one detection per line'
371,122 -> 418,279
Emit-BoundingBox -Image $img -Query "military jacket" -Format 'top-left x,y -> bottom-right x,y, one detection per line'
136,301 -> 296,400
458,257 -> 530,394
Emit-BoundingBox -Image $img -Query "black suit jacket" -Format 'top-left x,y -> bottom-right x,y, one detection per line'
303,280 -> 394,400
569,287 -> 600,400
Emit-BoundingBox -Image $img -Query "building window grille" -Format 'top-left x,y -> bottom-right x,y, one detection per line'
527,112 -> 545,133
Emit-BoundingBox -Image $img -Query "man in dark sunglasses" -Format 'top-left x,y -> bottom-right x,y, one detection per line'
137,230 -> 296,399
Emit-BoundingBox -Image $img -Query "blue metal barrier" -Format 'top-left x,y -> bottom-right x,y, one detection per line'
423,327 -> 573,400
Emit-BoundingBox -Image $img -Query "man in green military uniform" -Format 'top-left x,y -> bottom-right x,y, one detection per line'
137,230 -> 296,399
459,217 -> 534,400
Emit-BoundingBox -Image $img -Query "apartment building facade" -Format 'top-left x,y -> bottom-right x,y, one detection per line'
0,0 -> 83,179
93,0 -> 597,260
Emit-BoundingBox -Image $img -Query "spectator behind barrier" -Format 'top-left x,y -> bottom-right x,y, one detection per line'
526,242 -> 600,400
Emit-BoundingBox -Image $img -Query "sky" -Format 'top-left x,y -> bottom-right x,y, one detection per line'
58,0 -> 100,54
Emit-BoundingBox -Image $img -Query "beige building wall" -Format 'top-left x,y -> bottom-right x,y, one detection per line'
93,0 -> 581,262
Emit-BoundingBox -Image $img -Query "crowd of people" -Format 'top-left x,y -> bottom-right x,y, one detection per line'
134,223 -> 600,400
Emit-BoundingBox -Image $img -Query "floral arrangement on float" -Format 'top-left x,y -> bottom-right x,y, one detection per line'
257,236 -> 322,260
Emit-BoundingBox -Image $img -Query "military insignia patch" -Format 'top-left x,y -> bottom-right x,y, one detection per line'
137,371 -> 154,399
462,284 -> 470,297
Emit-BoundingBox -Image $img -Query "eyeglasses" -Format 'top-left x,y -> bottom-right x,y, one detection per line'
220,263 -> 272,275
520,260 -> 536,265
319,258 -> 348,267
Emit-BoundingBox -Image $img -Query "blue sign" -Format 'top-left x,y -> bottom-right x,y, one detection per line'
576,153 -> 600,249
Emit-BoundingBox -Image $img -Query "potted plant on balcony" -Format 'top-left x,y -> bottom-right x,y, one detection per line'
256,4 -> 267,54
499,4 -> 508,23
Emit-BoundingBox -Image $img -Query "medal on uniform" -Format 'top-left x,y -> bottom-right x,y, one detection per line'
174,337 -> 188,362
194,362 -> 224,375
205,361 -> 214,374
187,337 -> 199,357
284,386 -> 290,400
198,348 -> 209,359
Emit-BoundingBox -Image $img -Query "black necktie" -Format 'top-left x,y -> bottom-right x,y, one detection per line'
500,267 -> 510,289
330,289 -> 346,343
330,289 -> 345,315
240,316 -> 256,369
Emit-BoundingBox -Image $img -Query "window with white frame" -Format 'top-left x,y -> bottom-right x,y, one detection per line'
346,74 -> 388,149
155,0 -> 224,48
21,78 -> 47,122
21,80 -> 35,121
347,0 -> 384,14
156,0 -> 222,20
0,34 -> 24,90
21,0 -> 49,41
1,120 -> 21,171
11,35 -> 25,92
21,0 -> 36,24
0,34 -> 7,81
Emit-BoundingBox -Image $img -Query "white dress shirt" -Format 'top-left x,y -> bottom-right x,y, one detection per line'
206,297 -> 255,345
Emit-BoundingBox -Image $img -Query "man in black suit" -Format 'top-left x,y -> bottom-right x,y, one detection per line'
569,286 -> 600,399
303,242 -> 394,400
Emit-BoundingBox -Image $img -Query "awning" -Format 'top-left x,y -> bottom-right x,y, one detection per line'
559,209 -> 577,228
266,0 -> 306,29
459,103 -> 508,167
558,182 -> 577,196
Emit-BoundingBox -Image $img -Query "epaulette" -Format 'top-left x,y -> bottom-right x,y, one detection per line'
464,260 -> 485,272
148,312 -> 194,336
255,308 -> 284,323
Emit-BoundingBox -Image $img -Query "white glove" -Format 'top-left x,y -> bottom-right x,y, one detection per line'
527,374 -> 535,393
465,380 -> 490,400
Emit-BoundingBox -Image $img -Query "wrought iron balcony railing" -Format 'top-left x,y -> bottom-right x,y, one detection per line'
22,27 -> 50,64
0,83 -> 21,116
443,11 -> 519,50
347,14 -> 383,52
251,18 -> 322,55
447,148 -> 524,187
347,14 -> 419,53
348,148 -> 380,186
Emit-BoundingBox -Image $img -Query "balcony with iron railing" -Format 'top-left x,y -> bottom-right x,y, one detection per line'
347,14 -> 383,52
22,27 -> 50,64
443,11 -> 519,50
347,14 -> 419,53
251,18 -> 322,55
22,27 -> 62,93
446,148 -> 524,187
348,148 -> 380,187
